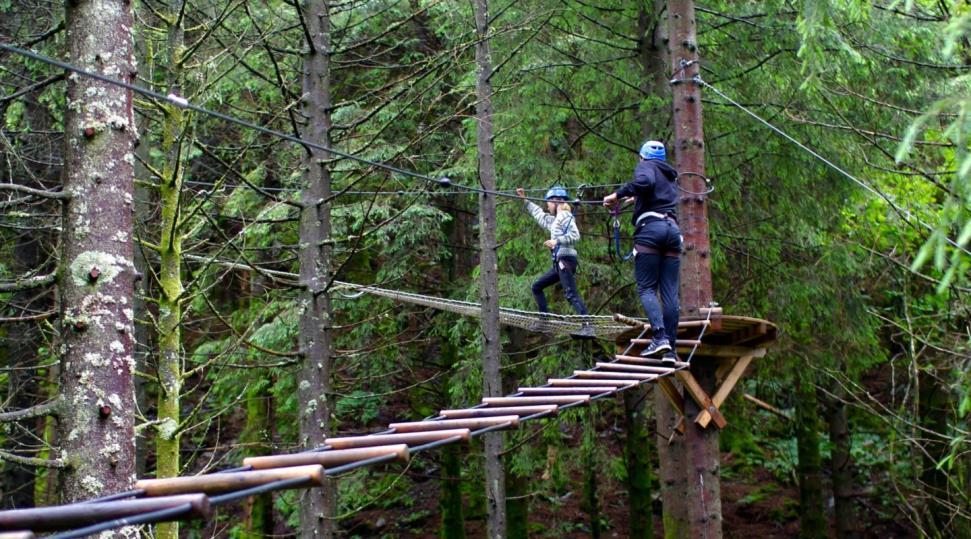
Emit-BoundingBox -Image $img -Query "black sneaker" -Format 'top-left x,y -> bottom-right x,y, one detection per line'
527,315 -> 550,333
661,351 -> 679,365
639,338 -> 671,357
570,323 -> 596,339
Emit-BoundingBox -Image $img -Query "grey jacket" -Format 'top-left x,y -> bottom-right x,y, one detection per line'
524,200 -> 580,260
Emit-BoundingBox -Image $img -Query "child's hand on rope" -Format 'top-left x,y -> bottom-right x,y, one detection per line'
516,187 -> 526,198
544,239 -> 557,250
602,192 -> 618,207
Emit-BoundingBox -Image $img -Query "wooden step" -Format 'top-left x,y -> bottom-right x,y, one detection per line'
389,416 -> 520,433
517,387 -> 614,396
482,396 -> 590,406
547,379 -> 635,387
439,405 -> 557,418
573,370 -> 656,381
595,362 -> 673,374
244,445 -> 410,469
137,466 -> 324,496
614,355 -> 690,368
325,429 -> 471,449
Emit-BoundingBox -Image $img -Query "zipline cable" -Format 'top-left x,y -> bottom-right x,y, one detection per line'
0,43 -> 608,206
695,74 -> 970,257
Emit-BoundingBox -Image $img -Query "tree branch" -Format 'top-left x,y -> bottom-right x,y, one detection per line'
0,183 -> 71,200
0,448 -> 65,468
0,397 -> 61,422
0,272 -> 56,292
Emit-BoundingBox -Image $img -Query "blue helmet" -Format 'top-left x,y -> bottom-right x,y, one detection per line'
544,186 -> 569,200
639,140 -> 666,161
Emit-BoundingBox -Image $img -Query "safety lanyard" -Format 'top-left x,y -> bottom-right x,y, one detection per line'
611,206 -> 635,262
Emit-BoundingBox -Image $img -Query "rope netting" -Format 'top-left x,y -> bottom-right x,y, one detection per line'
331,281 -> 638,337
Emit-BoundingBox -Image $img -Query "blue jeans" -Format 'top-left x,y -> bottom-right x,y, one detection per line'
633,219 -> 681,342
532,256 -> 588,315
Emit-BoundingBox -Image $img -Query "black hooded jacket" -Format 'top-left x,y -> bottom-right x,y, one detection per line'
615,158 -> 679,225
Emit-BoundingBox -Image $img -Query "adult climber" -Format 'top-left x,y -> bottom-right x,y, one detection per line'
603,140 -> 682,363
517,186 -> 593,337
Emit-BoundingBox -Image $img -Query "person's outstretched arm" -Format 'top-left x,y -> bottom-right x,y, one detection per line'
518,187 -> 554,231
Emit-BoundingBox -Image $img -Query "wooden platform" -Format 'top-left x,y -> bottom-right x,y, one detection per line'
615,314 -> 777,358
614,312 -> 777,430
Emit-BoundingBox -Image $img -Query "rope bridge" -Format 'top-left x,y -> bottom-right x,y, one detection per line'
0,328 -> 700,539
332,280 -> 639,337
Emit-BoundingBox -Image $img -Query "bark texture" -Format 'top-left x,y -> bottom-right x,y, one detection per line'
58,0 -> 138,517
297,0 -> 337,536
473,0 -> 506,535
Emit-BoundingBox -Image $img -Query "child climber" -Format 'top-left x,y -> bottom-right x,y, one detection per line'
517,186 -> 593,337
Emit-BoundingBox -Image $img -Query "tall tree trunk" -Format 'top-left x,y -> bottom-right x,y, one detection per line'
624,387 -> 655,538
795,375 -> 825,537
298,0 -> 337,536
440,341 -> 467,539
918,366 -> 951,537
241,377 -> 275,538
58,0 -> 137,507
826,386 -> 856,538
635,1 -> 668,535
503,328 -> 529,539
473,0 -> 505,536
668,0 -> 720,536
155,4 -> 189,538
582,406 -> 602,539
656,384 -> 689,538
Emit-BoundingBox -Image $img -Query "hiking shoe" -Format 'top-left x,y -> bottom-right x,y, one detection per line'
639,338 -> 671,357
570,323 -> 596,339
661,351 -> 679,365
527,316 -> 550,333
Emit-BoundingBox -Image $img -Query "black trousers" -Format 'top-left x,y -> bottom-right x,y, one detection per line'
633,219 -> 682,343
531,256 -> 588,315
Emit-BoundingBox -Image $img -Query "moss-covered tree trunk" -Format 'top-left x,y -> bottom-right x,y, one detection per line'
297,0 -> 337,535
154,3 -> 189,538
825,386 -> 855,538
795,374 -> 825,537
57,0 -> 137,508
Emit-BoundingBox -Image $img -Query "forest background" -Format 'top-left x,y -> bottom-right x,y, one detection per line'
0,0 -> 968,537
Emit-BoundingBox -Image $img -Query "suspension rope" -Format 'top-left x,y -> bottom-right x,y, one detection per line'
331,280 -> 638,337
694,74 -> 970,257
0,43 -> 609,206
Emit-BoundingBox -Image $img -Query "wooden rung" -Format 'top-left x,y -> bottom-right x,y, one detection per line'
613,313 -> 712,329
573,370 -> 655,381
595,362 -> 672,374
325,429 -> 471,449
483,396 -> 590,406
615,355 -> 690,368
440,405 -> 557,418
547,379 -> 635,387
629,339 -> 702,347
136,466 -> 324,496
517,387 -> 614,396
244,445 -> 410,469
390,416 -> 520,432
0,495 -> 210,532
